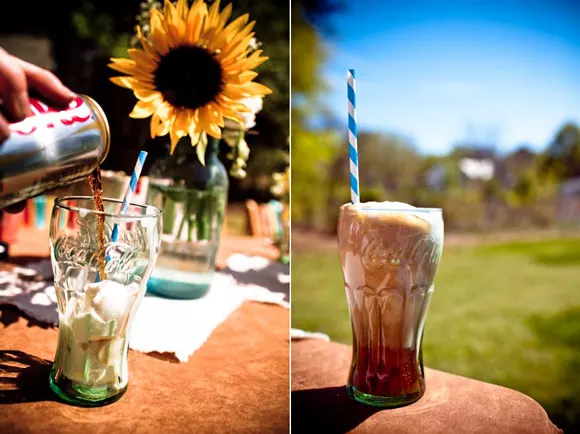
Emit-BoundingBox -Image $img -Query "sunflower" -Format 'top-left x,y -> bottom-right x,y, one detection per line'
108,0 -> 272,154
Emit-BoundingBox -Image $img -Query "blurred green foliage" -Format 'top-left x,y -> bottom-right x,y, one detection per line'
291,0 -> 342,226
291,0 -> 580,232
71,2 -> 131,58
540,122 -> 580,180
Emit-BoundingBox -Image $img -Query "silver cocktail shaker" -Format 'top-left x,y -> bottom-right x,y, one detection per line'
0,94 -> 110,208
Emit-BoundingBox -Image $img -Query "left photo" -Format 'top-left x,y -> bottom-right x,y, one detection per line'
0,0 -> 289,432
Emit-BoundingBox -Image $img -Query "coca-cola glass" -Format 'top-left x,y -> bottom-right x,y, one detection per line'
338,202 -> 444,407
49,196 -> 161,406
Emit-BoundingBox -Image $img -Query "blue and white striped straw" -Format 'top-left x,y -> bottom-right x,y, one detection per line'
111,150 -> 148,243
347,69 -> 359,204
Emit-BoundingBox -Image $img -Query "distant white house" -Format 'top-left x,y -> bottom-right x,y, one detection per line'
425,157 -> 495,190
459,158 -> 495,181
558,177 -> 580,223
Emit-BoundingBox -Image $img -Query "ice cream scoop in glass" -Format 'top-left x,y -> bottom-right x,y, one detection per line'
49,196 -> 161,406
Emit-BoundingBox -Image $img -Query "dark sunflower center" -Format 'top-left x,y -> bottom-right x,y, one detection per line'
154,45 -> 224,109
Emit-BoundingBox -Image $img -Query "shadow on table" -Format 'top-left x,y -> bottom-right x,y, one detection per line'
0,306 -> 53,330
0,350 -> 55,404
222,262 -> 290,301
0,256 -> 50,268
292,386 -> 380,433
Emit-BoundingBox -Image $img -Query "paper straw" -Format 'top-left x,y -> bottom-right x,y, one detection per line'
347,69 -> 359,204
111,151 -> 148,243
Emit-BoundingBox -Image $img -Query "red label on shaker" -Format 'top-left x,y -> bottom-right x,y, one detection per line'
8,96 -> 93,135
0,94 -> 110,208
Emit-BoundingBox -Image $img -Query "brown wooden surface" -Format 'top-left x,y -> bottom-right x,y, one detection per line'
0,225 -> 289,433
1,302 -> 289,433
292,339 -> 562,434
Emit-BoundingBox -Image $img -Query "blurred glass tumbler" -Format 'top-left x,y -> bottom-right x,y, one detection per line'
338,202 -> 444,407
49,197 -> 161,406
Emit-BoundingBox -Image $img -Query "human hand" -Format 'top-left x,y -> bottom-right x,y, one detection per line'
0,48 -> 75,141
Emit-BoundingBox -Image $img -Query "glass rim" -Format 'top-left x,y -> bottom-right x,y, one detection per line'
341,203 -> 442,213
54,196 -> 162,219
149,184 -> 228,193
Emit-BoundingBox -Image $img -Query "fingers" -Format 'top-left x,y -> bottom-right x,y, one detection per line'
16,58 -> 75,107
0,113 -> 9,141
0,48 -> 29,123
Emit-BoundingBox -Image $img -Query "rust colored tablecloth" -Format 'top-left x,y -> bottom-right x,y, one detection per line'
292,339 -> 562,434
0,301 -> 289,433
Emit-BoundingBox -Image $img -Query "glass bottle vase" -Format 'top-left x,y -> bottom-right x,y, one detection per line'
146,137 -> 228,299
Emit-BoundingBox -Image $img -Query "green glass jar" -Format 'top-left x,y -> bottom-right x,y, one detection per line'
146,137 -> 228,299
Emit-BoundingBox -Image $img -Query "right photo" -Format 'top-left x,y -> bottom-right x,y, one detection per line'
291,1 -> 579,433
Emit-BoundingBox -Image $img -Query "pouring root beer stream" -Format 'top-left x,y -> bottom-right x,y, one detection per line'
88,167 -> 107,280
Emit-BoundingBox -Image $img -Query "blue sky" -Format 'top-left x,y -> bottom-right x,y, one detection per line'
324,0 -> 580,155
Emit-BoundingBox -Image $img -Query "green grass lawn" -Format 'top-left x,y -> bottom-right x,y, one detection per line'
292,235 -> 580,432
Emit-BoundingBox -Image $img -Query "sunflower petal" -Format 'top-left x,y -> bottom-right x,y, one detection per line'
219,33 -> 255,63
222,14 -> 249,38
207,0 -> 221,26
215,103 -> 245,123
169,120 -> 181,155
107,59 -> 152,78
129,100 -> 157,119
206,121 -> 222,139
196,106 -> 209,132
108,58 -> 137,72
238,53 -> 269,71
110,76 -> 137,89
206,3 -> 236,50
176,0 -> 188,19
151,108 -> 172,138
150,8 -> 165,33
223,70 -> 258,85
189,130 -> 201,147
128,49 -> 159,70
241,81 -> 272,96
156,102 -> 172,119
164,0 -> 178,23
223,85 -> 250,100
108,65 -> 154,83
196,136 -> 206,166
134,89 -> 162,103
174,110 -> 190,137
150,113 -> 162,138
205,104 -> 224,127
150,10 -> 171,55
150,28 -> 170,56
188,109 -> 201,136
236,21 -> 257,42
221,110 -> 244,123
216,3 -> 232,31
163,0 -> 184,46
185,0 -> 207,44
131,79 -> 156,91
136,25 -> 156,55
223,49 -> 266,70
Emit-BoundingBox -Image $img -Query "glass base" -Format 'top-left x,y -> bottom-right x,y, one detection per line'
49,370 -> 126,407
147,268 -> 214,299
346,385 -> 424,408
